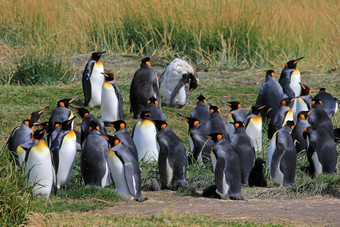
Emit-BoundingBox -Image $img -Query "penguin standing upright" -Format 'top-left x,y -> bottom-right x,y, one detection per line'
178,114 -> 213,164
295,83 -> 312,116
24,128 -> 54,198
132,111 -> 159,162
230,122 -> 256,185
190,93 -> 210,124
146,96 -> 166,121
104,120 -> 138,161
71,106 -> 106,145
268,98 -> 295,139
205,133 -> 243,200
49,97 -> 78,132
291,111 -> 310,153
314,88 -> 338,116
50,117 -> 77,189
82,51 -> 106,107
244,105 -> 265,151
206,104 -> 229,140
255,70 -> 283,120
268,121 -> 296,187
159,58 -> 199,106
223,101 -> 246,137
248,158 -> 267,187
105,135 -> 146,201
101,72 -> 124,122
81,121 -> 110,187
303,127 -> 337,177
130,57 -> 161,118
153,120 -> 188,189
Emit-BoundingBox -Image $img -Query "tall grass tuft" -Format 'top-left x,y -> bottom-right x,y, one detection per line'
0,148 -> 34,226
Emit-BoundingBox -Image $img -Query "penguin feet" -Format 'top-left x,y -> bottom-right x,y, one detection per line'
229,194 -> 244,200
135,194 -> 148,202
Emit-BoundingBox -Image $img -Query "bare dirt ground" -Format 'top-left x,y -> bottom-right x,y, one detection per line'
101,190 -> 340,226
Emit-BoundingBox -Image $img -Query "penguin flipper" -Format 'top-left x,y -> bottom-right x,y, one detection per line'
215,156 -> 227,197
158,70 -> 166,88
118,154 -> 139,197
6,126 -> 20,147
82,61 -> 95,106
114,84 -> 124,120
170,78 -> 186,106
282,85 -> 295,99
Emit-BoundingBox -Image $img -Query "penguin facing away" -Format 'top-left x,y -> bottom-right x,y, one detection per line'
314,88 -> 338,116
153,120 -> 188,189
230,122 -> 256,185
81,121 -> 110,187
244,105 -> 266,152
159,58 -> 199,106
82,51 -> 106,107
223,101 -> 246,137
101,72 -> 124,122
190,93 -> 210,124
130,57 -> 161,118
105,135 -> 147,202
268,121 -> 296,187
50,117 -> 77,189
24,128 -> 54,198
248,158 -> 267,187
303,127 -> 338,177
146,96 -> 166,121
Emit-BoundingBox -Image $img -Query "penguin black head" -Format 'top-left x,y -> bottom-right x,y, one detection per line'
58,117 -> 76,131
23,119 -> 38,129
233,121 -> 245,130
88,121 -> 100,132
105,135 -> 120,148
299,83 -> 311,96
36,121 -> 49,130
28,106 -> 49,123
284,120 -> 295,131
311,98 -> 322,108
254,158 -> 266,166
280,98 -> 295,107
249,105 -> 266,115
104,120 -> 126,131
285,57 -> 304,69
140,110 -> 151,119
208,104 -> 221,114
91,51 -> 106,61
32,128 -> 46,140
103,73 -> 115,81
57,97 -> 78,108
153,120 -> 167,132
177,113 -> 200,129
265,70 -> 276,78
147,97 -> 159,106
70,106 -> 90,119
196,93 -> 207,103
189,73 -> 199,92
223,101 -> 241,111
297,111 -> 310,121
319,88 -> 328,93
205,133 -> 224,143
140,57 -> 151,67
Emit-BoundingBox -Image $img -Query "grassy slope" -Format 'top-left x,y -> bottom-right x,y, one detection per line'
1,55 -> 339,225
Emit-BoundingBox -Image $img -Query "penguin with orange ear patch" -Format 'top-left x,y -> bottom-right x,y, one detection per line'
203,133 -> 243,200
314,88 -> 338,116
268,98 -> 295,139
206,104 -> 229,140
146,96 -> 166,121
223,101 -> 246,137
153,120 -> 188,189
279,57 -> 304,99
244,105 -> 266,152
190,93 -> 210,124
230,122 -> 255,185
291,111 -> 310,153
295,83 -> 312,115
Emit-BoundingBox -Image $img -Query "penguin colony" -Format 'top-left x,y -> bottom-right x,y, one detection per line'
6,53 -> 339,201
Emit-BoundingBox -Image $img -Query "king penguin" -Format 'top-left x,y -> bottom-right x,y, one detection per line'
205,133 -> 243,200
295,83 -> 312,116
206,104 -> 229,140
223,101 -> 246,137
230,122 -> 256,185
130,57 -> 161,118
303,127 -> 338,177
159,58 -> 199,106
81,121 -> 110,187
132,110 -> 159,162
291,111 -> 310,153
190,93 -> 210,124
24,128 -> 54,198
101,72 -> 124,122
268,98 -> 295,139
314,88 -> 338,116
82,51 -> 106,107
268,121 -> 296,187
244,105 -> 265,152
105,135 -> 146,201
146,96 -> 166,121
178,114 -> 213,165
104,120 -> 138,161
50,117 -> 77,189
153,120 -> 188,189
255,70 -> 283,120
49,97 -> 78,132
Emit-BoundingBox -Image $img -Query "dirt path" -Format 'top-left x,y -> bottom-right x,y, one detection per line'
101,190 -> 340,226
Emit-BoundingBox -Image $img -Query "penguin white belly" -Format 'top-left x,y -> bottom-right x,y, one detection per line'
268,132 -> 277,172
173,86 -> 187,105
283,109 -> 294,126
17,145 -> 26,167
312,152 -> 322,177
272,162 -> 284,186
166,158 -> 173,187
25,141 -> 53,198
107,151 -> 133,200
295,97 -> 309,116
245,116 -> 262,151
216,172 -> 229,199
88,63 -> 104,107
133,120 -> 159,162
227,113 -> 235,136
56,132 -> 77,188
290,70 -> 301,97
101,83 -> 119,122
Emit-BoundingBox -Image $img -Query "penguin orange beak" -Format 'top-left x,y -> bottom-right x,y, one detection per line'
38,106 -> 49,114
294,57 -> 304,64
69,97 -> 79,104
70,105 -> 79,112
221,101 -> 231,107
177,113 -> 189,122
